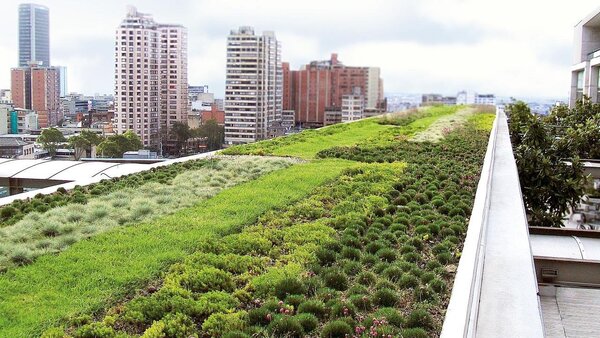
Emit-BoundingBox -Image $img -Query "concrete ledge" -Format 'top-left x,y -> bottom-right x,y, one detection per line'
441,108 -> 544,337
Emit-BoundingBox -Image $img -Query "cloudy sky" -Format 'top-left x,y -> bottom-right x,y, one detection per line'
0,0 -> 598,99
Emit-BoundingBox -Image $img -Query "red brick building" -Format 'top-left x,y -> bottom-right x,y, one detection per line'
284,54 -> 385,127
11,63 -> 60,128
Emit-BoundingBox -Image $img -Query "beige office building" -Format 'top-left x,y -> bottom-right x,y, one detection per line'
114,6 -> 188,149
224,27 -> 282,145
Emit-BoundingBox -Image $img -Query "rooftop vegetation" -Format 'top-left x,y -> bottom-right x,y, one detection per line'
0,106 -> 494,337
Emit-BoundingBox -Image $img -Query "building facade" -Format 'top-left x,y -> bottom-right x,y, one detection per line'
18,3 -> 50,67
285,53 -> 385,127
11,62 -> 60,128
224,26 -> 282,145
114,6 -> 188,150
570,8 -> 600,106
341,90 -> 365,122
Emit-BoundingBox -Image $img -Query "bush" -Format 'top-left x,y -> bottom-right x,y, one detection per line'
295,313 -> 318,332
222,332 -> 249,338
429,278 -> 446,293
347,284 -> 368,296
414,285 -> 437,302
374,307 -> 404,328
383,266 -> 404,282
399,273 -> 420,288
248,307 -> 271,326
161,313 -> 199,338
275,277 -> 306,300
322,270 -> 348,291
176,267 -> 234,293
373,288 -> 398,307
73,322 -> 115,338
350,294 -> 372,311
321,320 -> 353,338
267,316 -> 304,338
436,252 -> 453,265
341,247 -> 361,261
315,247 -> 337,266
376,248 -> 396,263
297,300 -> 326,318
202,312 -> 247,336
406,309 -> 434,330
330,301 -> 357,318
356,271 -> 377,286
402,327 -> 429,338
41,327 -> 67,338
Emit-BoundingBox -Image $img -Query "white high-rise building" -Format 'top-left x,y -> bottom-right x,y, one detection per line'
114,6 -> 188,150
224,26 -> 282,145
342,88 -> 365,123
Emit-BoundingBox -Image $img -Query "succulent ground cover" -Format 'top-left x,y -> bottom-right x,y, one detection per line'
0,156 -> 296,271
45,113 -> 492,337
0,159 -> 350,337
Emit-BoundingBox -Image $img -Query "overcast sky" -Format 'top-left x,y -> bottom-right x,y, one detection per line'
0,0 -> 598,99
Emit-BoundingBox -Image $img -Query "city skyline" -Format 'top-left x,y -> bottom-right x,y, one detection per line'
0,0 -> 599,98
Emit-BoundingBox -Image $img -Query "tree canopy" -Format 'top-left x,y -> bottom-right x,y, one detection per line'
69,131 -> 104,160
508,99 -> 599,227
97,131 -> 143,158
37,128 -> 66,157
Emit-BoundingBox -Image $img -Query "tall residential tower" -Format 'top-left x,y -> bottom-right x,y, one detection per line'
18,3 -> 50,67
114,6 -> 188,150
224,27 -> 282,145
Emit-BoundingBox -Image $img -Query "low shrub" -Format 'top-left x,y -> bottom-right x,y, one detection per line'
267,316 -> 304,338
402,327 -> 429,338
406,308 -> 434,330
376,248 -> 396,263
321,320 -> 353,338
275,277 -> 306,300
295,313 -> 318,332
373,288 -> 398,307
322,270 -> 349,291
297,300 -> 326,318
202,312 -> 247,337
356,271 -> 377,286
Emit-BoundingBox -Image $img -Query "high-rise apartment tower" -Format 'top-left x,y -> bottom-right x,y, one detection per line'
18,3 -> 50,67
114,6 -> 188,149
224,26 -> 282,145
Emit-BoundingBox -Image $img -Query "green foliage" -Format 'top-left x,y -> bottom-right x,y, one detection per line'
97,130 -> 143,158
193,119 -> 225,151
275,277 -> 306,300
202,312 -> 246,337
38,128 -> 66,156
69,130 -> 104,160
297,300 -> 326,318
267,316 -> 304,337
507,101 -> 595,226
321,320 -> 353,338
295,313 -> 318,332
0,160 -> 349,337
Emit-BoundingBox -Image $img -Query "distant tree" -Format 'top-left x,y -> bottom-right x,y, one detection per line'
37,128 -> 66,157
193,119 -> 224,151
170,121 -> 192,155
97,131 -> 143,158
507,100 -> 599,227
69,131 -> 104,160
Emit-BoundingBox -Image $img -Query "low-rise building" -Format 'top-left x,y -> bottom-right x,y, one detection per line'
342,92 -> 364,122
570,8 -> 600,106
0,138 -> 35,159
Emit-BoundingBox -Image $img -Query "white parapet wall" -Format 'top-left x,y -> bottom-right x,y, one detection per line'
441,107 -> 544,337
